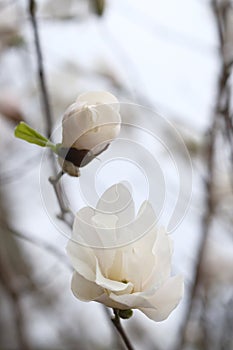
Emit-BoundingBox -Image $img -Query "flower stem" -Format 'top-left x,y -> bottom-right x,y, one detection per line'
48,171 -> 73,224
49,171 -> 64,185
111,309 -> 134,350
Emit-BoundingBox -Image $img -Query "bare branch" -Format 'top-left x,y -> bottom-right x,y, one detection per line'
28,0 -> 52,138
0,239 -> 32,350
175,1 -> 233,349
28,0 -> 73,224
11,228 -> 71,270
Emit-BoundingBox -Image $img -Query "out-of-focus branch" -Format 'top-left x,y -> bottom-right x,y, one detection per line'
11,228 -> 72,270
28,0 -> 52,138
176,86 -> 218,350
28,0 -> 72,225
176,1 -> 233,349
0,185 -> 32,350
0,254 -> 31,350
219,294 -> 233,349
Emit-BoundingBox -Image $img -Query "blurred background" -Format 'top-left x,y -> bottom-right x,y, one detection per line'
0,0 -> 233,349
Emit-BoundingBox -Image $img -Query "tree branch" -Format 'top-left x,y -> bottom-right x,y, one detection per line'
0,245 -> 32,350
175,1 -> 233,349
28,0 -> 73,224
28,0 -> 52,138
11,227 -> 72,270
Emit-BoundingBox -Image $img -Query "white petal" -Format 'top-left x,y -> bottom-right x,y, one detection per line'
74,125 -> 120,153
106,202 -> 158,288
72,107 -> 121,151
95,259 -> 133,294
71,209 -> 117,281
110,240 -> 155,292
62,103 -> 120,150
90,104 -> 121,124
71,271 -> 104,301
133,201 -> 157,236
142,228 -> 173,290
152,229 -> 173,281
73,207 -> 102,247
92,213 -> 118,229
96,183 -> 135,228
91,213 -> 118,246
121,201 -> 157,244
96,293 -> 131,310
62,105 -> 93,148
77,91 -> 120,112
66,240 -> 96,281
139,275 -> 184,321
74,209 -> 120,275
109,290 -> 154,309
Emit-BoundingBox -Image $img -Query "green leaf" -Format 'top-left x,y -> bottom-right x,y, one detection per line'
118,309 -> 133,320
14,122 -> 57,152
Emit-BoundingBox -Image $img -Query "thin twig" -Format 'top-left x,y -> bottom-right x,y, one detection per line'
11,228 -> 72,270
28,0 -> 73,224
213,0 -> 233,178
111,309 -> 134,350
176,100 -> 218,350
28,0 -> 52,138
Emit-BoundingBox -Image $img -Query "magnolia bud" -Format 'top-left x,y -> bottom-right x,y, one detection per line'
58,91 -> 121,176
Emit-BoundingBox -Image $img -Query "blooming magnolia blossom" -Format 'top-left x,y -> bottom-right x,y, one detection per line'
67,183 -> 184,321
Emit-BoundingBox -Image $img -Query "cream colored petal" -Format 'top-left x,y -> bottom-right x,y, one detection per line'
152,228 -> 173,276
91,213 -> 118,246
62,105 -> 94,148
71,271 -> 104,301
130,201 -> 157,239
139,275 -> 184,322
96,183 -> 135,228
90,104 -> 121,124
73,123 -> 120,152
73,105 -> 121,151
111,242 -> 155,293
92,213 -> 118,229
73,207 -> 102,247
143,228 -> 173,290
107,202 -> 158,288
95,259 -> 133,294
109,290 -> 154,309
77,91 -> 120,112
71,207 -> 118,279
62,92 -> 121,150
66,240 -> 96,281
96,293 -> 130,310
115,200 -> 157,247
71,209 -> 117,281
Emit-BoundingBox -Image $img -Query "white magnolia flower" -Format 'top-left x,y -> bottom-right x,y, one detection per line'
67,183 -> 184,321
58,91 -> 121,176
61,91 -> 120,153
